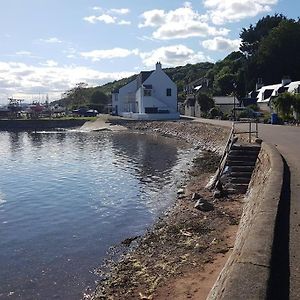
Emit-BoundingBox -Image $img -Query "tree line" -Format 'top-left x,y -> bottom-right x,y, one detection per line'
55,14 -> 300,114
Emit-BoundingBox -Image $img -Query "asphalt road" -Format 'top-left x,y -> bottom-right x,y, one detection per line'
191,117 -> 300,299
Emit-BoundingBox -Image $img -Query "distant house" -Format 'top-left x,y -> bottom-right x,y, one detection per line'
256,78 -> 300,112
184,94 -> 240,117
184,77 -> 210,117
111,62 -> 179,120
213,96 -> 239,114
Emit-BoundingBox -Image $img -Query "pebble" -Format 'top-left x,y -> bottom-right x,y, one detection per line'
194,199 -> 214,211
177,188 -> 185,195
191,192 -> 201,200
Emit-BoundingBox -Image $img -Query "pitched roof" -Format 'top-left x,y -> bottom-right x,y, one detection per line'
136,71 -> 153,88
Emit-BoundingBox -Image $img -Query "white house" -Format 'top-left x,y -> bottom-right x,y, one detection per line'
256,78 -> 300,112
112,62 -> 179,120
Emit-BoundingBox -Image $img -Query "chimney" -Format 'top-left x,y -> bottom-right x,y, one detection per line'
282,76 -> 291,86
156,62 -> 162,71
256,78 -> 264,91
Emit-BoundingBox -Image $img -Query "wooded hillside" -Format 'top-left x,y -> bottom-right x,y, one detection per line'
54,14 -> 300,111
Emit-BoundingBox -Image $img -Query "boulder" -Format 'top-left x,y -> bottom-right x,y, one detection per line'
194,199 -> 214,212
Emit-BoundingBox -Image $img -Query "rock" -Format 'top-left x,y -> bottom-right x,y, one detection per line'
177,188 -> 185,195
194,199 -> 214,212
191,192 -> 201,201
213,190 -> 222,198
255,138 -> 263,144
121,236 -> 139,246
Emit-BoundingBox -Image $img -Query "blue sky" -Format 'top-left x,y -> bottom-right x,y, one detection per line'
0,0 -> 298,103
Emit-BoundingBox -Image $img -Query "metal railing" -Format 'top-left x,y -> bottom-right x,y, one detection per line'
211,124 -> 235,190
211,119 -> 259,190
233,119 -> 259,143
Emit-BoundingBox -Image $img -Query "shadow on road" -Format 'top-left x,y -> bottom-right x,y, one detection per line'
267,157 -> 290,299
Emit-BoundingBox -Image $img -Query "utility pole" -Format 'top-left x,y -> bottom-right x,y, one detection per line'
233,82 -> 237,121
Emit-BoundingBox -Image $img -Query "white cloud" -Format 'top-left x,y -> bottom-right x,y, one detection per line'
63,47 -> 77,59
84,14 -> 116,24
40,60 -> 58,67
40,37 -> 62,44
118,20 -> 131,25
139,9 -> 165,28
91,7 -> 130,15
92,6 -> 102,11
203,0 -> 278,25
0,61 -> 134,103
15,51 -> 32,56
202,37 -> 241,51
84,7 -> 130,25
140,45 -> 212,67
139,5 -> 228,40
110,8 -> 130,15
80,48 -> 139,61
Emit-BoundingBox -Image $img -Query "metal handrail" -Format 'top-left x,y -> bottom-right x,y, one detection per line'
233,119 -> 258,143
211,123 -> 235,190
211,119 -> 259,190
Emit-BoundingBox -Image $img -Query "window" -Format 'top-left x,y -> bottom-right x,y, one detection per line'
166,88 -> 172,96
144,89 -> 152,96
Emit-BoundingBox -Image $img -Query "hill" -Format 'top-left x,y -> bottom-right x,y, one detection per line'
54,14 -> 300,112
53,62 -> 214,111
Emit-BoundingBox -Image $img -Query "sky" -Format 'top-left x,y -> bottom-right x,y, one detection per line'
0,0 -> 298,104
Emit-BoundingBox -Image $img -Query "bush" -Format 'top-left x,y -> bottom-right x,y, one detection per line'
208,107 -> 223,118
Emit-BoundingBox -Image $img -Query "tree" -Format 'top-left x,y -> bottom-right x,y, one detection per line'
292,94 -> 300,120
196,93 -> 214,113
89,90 -> 109,112
273,92 -> 294,119
213,73 -> 237,96
239,15 -> 300,88
240,14 -> 286,57
207,51 -> 247,97
63,82 -> 88,108
255,19 -> 300,84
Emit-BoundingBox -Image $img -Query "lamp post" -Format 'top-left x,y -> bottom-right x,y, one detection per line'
233,82 -> 237,121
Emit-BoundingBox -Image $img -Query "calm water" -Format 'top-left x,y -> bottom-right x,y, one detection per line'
0,130 -> 194,299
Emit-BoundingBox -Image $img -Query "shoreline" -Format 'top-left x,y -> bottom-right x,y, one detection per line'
0,118 -> 88,131
86,119 -> 243,300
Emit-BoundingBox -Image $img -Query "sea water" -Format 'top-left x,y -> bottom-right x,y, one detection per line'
0,130 -> 194,299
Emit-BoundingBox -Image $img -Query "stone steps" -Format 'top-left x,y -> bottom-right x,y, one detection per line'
220,143 -> 261,194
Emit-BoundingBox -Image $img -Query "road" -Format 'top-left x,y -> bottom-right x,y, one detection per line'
191,117 -> 300,299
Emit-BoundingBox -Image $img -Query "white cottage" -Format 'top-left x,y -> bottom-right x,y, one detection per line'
256,78 -> 300,112
112,62 -> 179,120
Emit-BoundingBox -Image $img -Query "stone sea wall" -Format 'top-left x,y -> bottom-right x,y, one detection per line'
0,119 -> 86,131
207,142 -> 284,299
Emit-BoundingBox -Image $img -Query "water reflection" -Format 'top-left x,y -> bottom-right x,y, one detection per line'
0,130 -> 192,300
111,132 -> 179,186
8,132 -> 24,153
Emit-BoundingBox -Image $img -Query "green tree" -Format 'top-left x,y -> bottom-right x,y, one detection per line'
292,94 -> 300,120
63,82 -> 88,108
88,90 -> 109,112
197,93 -> 214,113
240,14 -> 286,56
273,92 -> 294,119
207,51 -> 247,97
255,19 -> 300,84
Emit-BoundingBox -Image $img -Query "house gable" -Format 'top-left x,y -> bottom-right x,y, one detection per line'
111,62 -> 179,120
